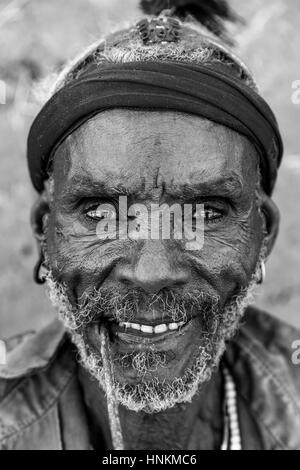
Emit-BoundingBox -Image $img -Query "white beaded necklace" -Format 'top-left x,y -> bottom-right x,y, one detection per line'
220,365 -> 242,450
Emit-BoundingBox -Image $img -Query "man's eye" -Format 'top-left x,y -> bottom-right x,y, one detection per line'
194,205 -> 224,224
85,203 -> 117,221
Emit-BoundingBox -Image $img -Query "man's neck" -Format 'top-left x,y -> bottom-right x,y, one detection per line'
78,366 -> 223,450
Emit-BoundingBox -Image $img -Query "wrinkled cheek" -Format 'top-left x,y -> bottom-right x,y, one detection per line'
191,215 -> 263,302
45,216 -> 128,303
45,220 -> 91,299
46,240 -> 85,306
206,245 -> 252,300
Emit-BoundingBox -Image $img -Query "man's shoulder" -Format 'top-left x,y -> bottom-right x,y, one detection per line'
0,320 -> 78,449
239,305 -> 300,387
0,329 -> 35,404
226,305 -> 300,450
243,305 -> 300,349
0,319 -> 66,382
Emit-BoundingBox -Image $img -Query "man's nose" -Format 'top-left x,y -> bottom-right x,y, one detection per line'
113,241 -> 190,293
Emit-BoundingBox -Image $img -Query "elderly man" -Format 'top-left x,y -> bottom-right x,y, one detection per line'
0,0 -> 299,450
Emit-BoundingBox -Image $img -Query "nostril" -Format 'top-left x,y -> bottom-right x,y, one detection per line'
119,277 -> 133,287
173,280 -> 187,289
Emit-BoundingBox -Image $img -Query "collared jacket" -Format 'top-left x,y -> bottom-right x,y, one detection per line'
0,306 -> 300,450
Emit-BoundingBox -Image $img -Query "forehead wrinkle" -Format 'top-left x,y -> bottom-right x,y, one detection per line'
53,110 -> 257,201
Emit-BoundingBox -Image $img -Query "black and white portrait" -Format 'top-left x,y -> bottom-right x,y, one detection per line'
0,0 -> 299,452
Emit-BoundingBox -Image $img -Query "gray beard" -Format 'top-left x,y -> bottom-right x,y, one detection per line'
45,267 -> 260,413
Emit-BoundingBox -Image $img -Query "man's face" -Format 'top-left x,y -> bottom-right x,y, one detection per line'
44,109 -> 264,412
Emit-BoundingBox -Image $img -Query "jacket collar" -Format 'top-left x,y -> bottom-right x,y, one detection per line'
0,318 -> 66,379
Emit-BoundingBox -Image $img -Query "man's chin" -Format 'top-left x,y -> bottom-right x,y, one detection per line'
110,343 -> 218,414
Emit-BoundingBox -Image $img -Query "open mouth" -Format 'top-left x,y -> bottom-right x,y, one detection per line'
99,318 -> 193,346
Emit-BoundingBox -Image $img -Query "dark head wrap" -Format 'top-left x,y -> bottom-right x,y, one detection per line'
27,60 -> 283,195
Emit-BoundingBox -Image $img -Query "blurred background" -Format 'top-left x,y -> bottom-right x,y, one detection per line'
0,0 -> 299,338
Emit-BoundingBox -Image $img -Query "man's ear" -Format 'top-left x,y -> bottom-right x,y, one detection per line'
260,195 -> 280,259
31,194 -> 50,284
30,193 -> 50,248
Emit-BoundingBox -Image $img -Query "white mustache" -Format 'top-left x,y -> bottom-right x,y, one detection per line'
71,288 -> 221,331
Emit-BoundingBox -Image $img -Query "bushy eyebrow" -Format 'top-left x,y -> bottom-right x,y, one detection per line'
60,172 -> 244,201
173,176 -> 244,200
60,174 -> 133,199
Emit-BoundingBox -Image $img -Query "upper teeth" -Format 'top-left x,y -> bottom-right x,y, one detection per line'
118,321 -> 185,334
